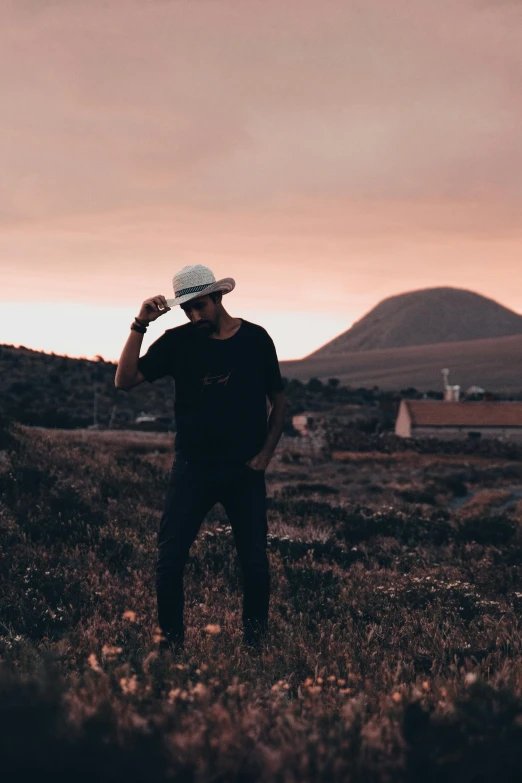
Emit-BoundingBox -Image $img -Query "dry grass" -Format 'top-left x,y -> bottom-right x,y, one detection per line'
2,419 -> 522,781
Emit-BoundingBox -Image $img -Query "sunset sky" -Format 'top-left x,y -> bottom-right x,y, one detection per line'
2,0 -> 521,362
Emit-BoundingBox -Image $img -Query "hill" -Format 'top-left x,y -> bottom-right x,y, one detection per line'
280,333 -> 522,393
0,342 -> 360,430
306,287 -> 522,358
0,344 -> 174,430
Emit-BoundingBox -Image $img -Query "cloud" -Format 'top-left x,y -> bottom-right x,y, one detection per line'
1,0 -> 521,223
1,0 -> 522,326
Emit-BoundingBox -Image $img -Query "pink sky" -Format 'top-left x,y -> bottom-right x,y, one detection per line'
1,0 -> 521,361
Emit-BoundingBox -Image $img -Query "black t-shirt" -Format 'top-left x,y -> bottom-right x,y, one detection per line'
136,318 -> 284,463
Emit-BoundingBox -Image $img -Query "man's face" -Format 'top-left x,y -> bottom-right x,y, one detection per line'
180,294 -> 218,334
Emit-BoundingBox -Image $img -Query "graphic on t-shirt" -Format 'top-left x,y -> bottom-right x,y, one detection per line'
199,369 -> 234,392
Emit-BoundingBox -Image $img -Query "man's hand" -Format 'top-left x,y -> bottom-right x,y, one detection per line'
246,452 -> 271,471
137,295 -> 171,323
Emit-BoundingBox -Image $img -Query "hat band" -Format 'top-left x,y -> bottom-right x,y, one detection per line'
175,283 -> 214,298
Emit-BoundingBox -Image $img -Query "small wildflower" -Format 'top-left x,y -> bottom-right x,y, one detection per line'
392,692 -> 402,703
101,644 -> 123,660
122,610 -> 137,623
88,653 -> 102,672
192,682 -> 208,698
119,675 -> 138,695
464,672 -> 477,686
203,624 -> 221,635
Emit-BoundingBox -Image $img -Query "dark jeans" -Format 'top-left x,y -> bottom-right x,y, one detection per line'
156,453 -> 269,646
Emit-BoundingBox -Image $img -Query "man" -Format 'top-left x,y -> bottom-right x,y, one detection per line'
115,264 -> 286,653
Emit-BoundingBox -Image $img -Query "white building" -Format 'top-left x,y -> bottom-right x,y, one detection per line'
395,400 -> 522,442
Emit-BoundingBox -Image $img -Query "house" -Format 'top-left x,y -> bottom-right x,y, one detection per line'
395,400 -> 522,442
292,405 -> 373,436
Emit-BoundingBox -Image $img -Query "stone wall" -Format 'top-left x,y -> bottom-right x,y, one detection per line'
276,427 -> 330,459
412,426 -> 522,442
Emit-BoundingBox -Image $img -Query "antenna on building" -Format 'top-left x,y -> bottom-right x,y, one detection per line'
442,368 -> 460,402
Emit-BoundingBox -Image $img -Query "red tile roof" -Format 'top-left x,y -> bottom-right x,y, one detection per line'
405,400 -> 522,427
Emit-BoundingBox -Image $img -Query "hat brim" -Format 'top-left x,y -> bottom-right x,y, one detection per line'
165,278 -> 235,308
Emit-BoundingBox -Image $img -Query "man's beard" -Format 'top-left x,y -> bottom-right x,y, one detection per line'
194,321 -> 215,335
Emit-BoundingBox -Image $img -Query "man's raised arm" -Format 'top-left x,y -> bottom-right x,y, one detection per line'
115,294 -> 171,391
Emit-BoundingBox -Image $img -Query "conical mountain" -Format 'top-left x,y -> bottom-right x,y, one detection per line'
305,287 -> 522,358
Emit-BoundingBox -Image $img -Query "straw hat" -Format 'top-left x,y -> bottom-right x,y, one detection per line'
165,264 -> 235,308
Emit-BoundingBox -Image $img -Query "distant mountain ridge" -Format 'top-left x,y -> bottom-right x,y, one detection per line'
279,333 -> 522,393
306,287 -> 522,358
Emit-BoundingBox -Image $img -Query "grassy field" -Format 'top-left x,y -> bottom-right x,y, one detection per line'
2,417 -> 522,782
